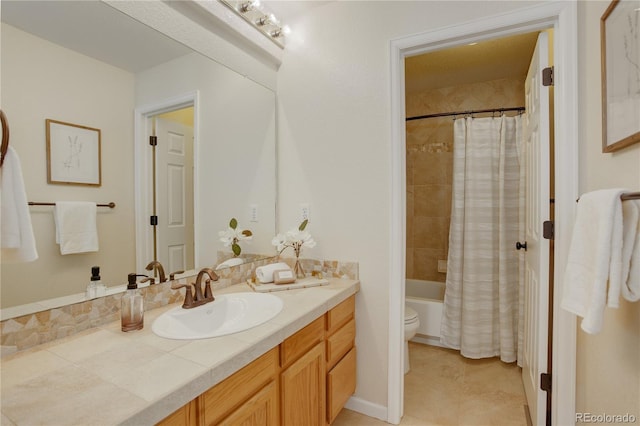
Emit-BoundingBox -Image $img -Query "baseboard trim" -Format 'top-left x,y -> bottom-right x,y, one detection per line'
411,335 -> 447,348
344,396 -> 388,422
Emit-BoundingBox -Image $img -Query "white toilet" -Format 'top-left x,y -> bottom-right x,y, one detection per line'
404,305 -> 420,374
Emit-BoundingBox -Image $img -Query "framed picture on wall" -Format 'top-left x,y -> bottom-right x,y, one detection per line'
600,0 -> 640,153
46,119 -> 101,186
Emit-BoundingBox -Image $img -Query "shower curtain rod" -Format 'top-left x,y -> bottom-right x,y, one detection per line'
406,106 -> 525,121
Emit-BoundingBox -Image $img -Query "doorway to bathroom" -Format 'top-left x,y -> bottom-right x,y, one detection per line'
134,93 -> 199,277
403,29 -> 551,425
389,3 -> 579,425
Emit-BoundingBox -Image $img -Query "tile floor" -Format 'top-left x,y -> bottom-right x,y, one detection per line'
333,342 -> 529,426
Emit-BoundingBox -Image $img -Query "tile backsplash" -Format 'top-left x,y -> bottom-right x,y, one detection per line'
0,257 -> 358,356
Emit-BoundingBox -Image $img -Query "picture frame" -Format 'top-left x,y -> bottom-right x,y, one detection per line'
600,0 -> 640,153
46,119 -> 101,186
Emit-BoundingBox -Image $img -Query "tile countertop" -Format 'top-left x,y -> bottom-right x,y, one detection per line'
0,279 -> 360,426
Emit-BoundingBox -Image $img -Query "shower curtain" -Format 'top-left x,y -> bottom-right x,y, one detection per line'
440,115 -> 523,363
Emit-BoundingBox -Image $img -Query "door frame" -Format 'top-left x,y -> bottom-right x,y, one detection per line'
134,91 -> 200,274
388,2 -> 578,425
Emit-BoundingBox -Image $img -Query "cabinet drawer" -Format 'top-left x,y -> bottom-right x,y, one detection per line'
326,318 -> 355,370
203,347 -> 279,425
327,347 -> 357,424
326,295 -> 355,335
281,316 -> 325,369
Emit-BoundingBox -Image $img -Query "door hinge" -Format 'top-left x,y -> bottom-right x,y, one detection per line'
542,67 -> 554,87
150,215 -> 158,226
540,372 -> 552,392
149,135 -> 158,146
543,220 -> 554,240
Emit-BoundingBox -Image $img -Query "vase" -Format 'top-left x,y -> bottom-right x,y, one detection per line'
293,258 -> 305,279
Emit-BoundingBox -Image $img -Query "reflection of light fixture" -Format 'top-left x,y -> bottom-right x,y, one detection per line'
256,13 -> 277,27
220,0 -> 290,47
239,0 -> 260,13
271,25 -> 291,39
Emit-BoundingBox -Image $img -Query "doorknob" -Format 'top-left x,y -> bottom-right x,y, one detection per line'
516,241 -> 528,251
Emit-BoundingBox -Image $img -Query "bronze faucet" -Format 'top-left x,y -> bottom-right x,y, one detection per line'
171,267 -> 219,309
145,261 -> 166,283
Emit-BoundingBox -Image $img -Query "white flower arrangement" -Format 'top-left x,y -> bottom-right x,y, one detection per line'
271,219 -> 316,257
272,220 -> 316,278
219,218 -> 252,257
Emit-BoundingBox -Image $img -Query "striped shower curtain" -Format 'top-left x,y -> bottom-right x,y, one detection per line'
440,115 -> 524,363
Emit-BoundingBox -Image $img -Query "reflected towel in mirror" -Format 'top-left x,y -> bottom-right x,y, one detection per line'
54,201 -> 98,255
1,147 -> 38,262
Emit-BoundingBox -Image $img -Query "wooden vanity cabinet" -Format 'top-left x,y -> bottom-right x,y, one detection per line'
157,295 -> 356,426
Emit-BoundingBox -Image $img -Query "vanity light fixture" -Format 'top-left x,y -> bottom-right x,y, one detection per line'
220,0 -> 290,47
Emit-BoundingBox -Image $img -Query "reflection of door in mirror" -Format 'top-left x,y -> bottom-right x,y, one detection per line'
154,109 -> 195,274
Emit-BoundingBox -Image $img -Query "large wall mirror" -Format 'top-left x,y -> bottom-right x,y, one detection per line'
0,1 -> 277,317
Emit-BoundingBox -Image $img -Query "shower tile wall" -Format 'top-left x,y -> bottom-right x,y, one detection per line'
406,77 -> 524,282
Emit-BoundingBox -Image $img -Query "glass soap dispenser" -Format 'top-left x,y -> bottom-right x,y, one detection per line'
121,273 -> 144,332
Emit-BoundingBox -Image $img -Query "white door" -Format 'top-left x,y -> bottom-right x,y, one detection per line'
156,116 -> 195,274
521,31 -> 551,426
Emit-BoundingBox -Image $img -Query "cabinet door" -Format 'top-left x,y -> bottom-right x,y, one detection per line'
327,347 -> 357,424
281,342 -> 326,426
218,381 -> 279,426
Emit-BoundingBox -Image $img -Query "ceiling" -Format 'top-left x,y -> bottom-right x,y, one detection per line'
405,32 -> 540,93
3,1 -> 539,89
1,1 -> 193,73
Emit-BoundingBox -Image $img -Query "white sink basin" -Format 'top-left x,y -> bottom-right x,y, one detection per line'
152,292 -> 283,340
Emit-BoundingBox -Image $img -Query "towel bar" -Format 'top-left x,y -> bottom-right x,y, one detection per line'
576,192 -> 640,203
28,202 -> 116,208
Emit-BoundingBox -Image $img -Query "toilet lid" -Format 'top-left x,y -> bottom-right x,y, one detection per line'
404,306 -> 418,322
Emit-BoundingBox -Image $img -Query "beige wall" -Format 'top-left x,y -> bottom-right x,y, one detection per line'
1,24 -> 136,307
405,77 -> 525,282
277,0 -> 545,410
575,0 -> 640,418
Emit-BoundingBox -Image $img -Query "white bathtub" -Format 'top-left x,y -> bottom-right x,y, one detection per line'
405,279 -> 446,347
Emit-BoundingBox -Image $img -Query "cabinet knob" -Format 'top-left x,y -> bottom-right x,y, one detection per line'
516,241 -> 528,251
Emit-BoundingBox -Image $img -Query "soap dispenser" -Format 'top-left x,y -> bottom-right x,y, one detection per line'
85,266 -> 98,300
89,266 -> 107,298
121,273 -> 144,332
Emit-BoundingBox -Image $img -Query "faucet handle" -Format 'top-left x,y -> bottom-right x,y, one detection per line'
140,277 -> 155,286
169,270 -> 185,281
204,279 -> 214,300
171,282 -> 195,308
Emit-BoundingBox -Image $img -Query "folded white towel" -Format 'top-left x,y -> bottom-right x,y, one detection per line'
54,201 -> 98,255
608,199 -> 639,306
1,147 -> 38,262
621,200 -> 640,302
255,262 -> 291,284
561,188 -> 627,334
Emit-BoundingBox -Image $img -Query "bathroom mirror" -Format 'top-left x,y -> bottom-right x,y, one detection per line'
0,1 -> 277,317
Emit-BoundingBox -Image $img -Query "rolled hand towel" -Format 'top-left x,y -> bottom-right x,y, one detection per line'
256,262 -> 291,283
